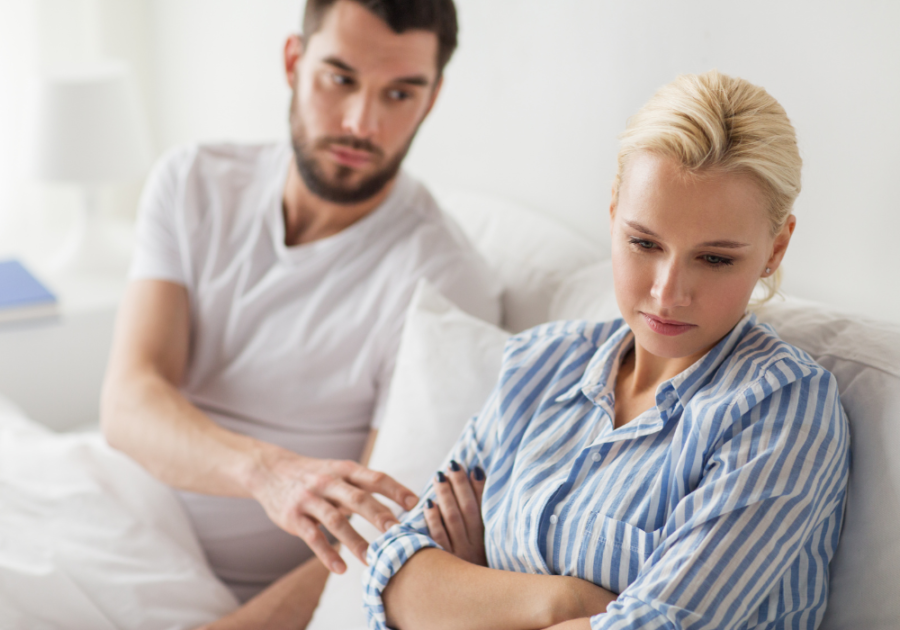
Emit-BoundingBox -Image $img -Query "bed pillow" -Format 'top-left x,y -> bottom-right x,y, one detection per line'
307,280 -> 510,630
437,190 -> 606,332
0,399 -> 238,630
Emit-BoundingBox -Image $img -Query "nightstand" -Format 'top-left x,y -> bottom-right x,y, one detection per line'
0,223 -> 134,432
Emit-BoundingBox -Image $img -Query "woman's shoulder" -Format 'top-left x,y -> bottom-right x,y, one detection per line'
698,319 -> 848,451
722,319 -> 833,389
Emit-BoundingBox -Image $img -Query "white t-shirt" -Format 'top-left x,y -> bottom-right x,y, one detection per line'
130,142 -> 501,599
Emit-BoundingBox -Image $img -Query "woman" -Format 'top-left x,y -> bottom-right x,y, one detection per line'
363,70 -> 850,630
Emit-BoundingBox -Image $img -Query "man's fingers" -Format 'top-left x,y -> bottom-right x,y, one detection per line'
344,462 -> 418,511
322,478 -> 400,533
423,498 -> 452,552
302,495 -> 371,566
292,514 -> 347,574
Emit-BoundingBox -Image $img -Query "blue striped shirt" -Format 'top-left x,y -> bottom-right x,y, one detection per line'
364,314 -> 850,630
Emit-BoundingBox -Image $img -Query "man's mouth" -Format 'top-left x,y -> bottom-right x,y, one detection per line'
328,145 -> 375,169
641,312 -> 697,336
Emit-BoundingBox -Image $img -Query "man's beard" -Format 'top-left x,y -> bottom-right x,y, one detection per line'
289,97 -> 416,205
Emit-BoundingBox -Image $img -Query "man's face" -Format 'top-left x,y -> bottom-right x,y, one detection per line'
288,1 -> 441,204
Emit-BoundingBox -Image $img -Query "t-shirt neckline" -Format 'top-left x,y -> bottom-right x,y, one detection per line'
267,150 -> 413,266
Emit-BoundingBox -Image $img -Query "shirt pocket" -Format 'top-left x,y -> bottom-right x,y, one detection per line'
581,513 -> 660,593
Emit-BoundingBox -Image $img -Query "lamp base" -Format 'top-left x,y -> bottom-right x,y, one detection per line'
47,188 -> 131,279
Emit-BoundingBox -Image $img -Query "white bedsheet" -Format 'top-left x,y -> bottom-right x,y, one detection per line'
0,396 -> 238,630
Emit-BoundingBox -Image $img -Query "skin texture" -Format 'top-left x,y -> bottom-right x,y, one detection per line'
381,152 -> 796,629
102,3 -> 449,628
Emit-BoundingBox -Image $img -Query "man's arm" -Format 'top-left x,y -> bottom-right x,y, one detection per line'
101,279 -> 418,572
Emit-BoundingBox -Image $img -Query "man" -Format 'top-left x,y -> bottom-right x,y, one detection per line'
101,0 -> 499,623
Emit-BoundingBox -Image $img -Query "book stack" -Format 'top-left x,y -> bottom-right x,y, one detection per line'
0,260 -> 58,325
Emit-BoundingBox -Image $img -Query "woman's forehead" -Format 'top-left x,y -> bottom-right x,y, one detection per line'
617,153 -> 771,244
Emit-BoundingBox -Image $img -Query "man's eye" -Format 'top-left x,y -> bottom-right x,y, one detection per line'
387,89 -> 411,101
331,73 -> 353,86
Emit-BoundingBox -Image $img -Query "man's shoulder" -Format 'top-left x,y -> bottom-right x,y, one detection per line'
153,141 -> 290,182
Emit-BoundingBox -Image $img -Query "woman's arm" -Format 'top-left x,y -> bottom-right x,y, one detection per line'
382,548 -> 614,630
383,465 -> 616,630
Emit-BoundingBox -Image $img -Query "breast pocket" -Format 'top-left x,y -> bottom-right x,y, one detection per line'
581,513 -> 660,593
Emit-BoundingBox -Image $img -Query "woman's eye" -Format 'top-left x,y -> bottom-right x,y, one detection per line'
628,237 -> 657,250
703,254 -> 734,267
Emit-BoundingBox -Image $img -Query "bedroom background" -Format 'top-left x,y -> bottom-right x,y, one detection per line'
0,0 -> 898,324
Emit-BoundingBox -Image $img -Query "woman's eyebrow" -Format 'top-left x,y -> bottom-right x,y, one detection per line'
624,220 -> 749,248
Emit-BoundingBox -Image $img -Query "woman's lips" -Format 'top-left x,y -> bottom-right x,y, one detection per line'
641,312 -> 696,336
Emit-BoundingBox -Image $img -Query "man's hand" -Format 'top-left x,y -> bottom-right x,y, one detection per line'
424,460 -> 487,566
250,449 -> 418,573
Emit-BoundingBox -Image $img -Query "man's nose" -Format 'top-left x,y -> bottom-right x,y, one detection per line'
342,90 -> 379,139
650,259 -> 691,309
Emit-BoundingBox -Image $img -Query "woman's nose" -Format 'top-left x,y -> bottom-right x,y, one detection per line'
650,260 -> 691,309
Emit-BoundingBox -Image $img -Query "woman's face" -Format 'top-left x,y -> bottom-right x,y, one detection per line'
610,152 -> 794,365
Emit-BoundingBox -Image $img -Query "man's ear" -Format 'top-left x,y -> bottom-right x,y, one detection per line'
284,34 -> 304,88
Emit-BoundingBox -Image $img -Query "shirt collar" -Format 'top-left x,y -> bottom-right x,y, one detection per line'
555,312 -> 758,411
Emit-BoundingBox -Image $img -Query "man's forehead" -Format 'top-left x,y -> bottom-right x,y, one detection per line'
306,1 -> 440,83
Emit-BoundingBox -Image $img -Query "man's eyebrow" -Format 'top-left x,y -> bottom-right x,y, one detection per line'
321,56 -> 430,87
624,220 -> 749,249
323,56 -> 356,73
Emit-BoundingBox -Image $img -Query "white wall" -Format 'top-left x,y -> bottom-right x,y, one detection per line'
5,0 -> 899,323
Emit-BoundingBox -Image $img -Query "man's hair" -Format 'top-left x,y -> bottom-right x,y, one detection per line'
612,70 -> 802,302
302,0 -> 458,77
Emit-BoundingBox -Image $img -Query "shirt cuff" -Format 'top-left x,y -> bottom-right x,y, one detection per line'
591,596 -> 673,630
363,527 -> 439,630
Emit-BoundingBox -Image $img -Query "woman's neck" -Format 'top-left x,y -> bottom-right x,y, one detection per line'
613,341 -> 706,429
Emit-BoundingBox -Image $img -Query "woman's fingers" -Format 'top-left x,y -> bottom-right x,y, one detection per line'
433,469 -> 469,553
423,498 -> 452,552
470,465 -> 486,507
445,460 -> 481,542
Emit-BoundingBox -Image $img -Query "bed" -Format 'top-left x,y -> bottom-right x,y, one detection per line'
1,192 -> 898,630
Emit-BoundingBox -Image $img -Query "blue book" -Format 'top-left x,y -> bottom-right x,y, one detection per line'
0,259 -> 58,324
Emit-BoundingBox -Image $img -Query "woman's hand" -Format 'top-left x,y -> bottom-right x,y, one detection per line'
424,460 -> 487,566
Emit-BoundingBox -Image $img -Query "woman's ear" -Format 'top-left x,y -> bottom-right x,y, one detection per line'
284,34 -> 304,88
765,214 -> 797,274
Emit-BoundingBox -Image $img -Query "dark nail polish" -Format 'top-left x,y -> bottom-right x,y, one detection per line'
437,471 -> 447,483
426,498 -> 434,509
474,466 -> 485,481
449,460 -> 461,472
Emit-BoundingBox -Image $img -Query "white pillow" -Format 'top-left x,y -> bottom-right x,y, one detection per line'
307,280 -> 510,630
437,190 -> 607,332
549,259 -> 621,322
0,400 -> 238,630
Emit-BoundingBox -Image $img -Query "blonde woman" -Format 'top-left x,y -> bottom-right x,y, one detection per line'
363,71 -> 850,630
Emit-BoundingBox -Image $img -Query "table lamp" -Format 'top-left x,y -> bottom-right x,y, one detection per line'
23,60 -> 151,274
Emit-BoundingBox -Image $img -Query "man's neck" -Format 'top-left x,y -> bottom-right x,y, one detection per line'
281,158 -> 397,247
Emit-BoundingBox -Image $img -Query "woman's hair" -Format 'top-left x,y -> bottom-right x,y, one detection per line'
612,70 -> 802,302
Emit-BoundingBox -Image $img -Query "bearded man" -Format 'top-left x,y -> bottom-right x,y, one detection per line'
101,0 -> 499,625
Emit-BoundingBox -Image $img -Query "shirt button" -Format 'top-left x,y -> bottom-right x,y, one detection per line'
549,514 -> 558,524
591,452 -> 601,462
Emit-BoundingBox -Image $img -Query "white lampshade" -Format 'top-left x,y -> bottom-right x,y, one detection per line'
24,60 -> 151,184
